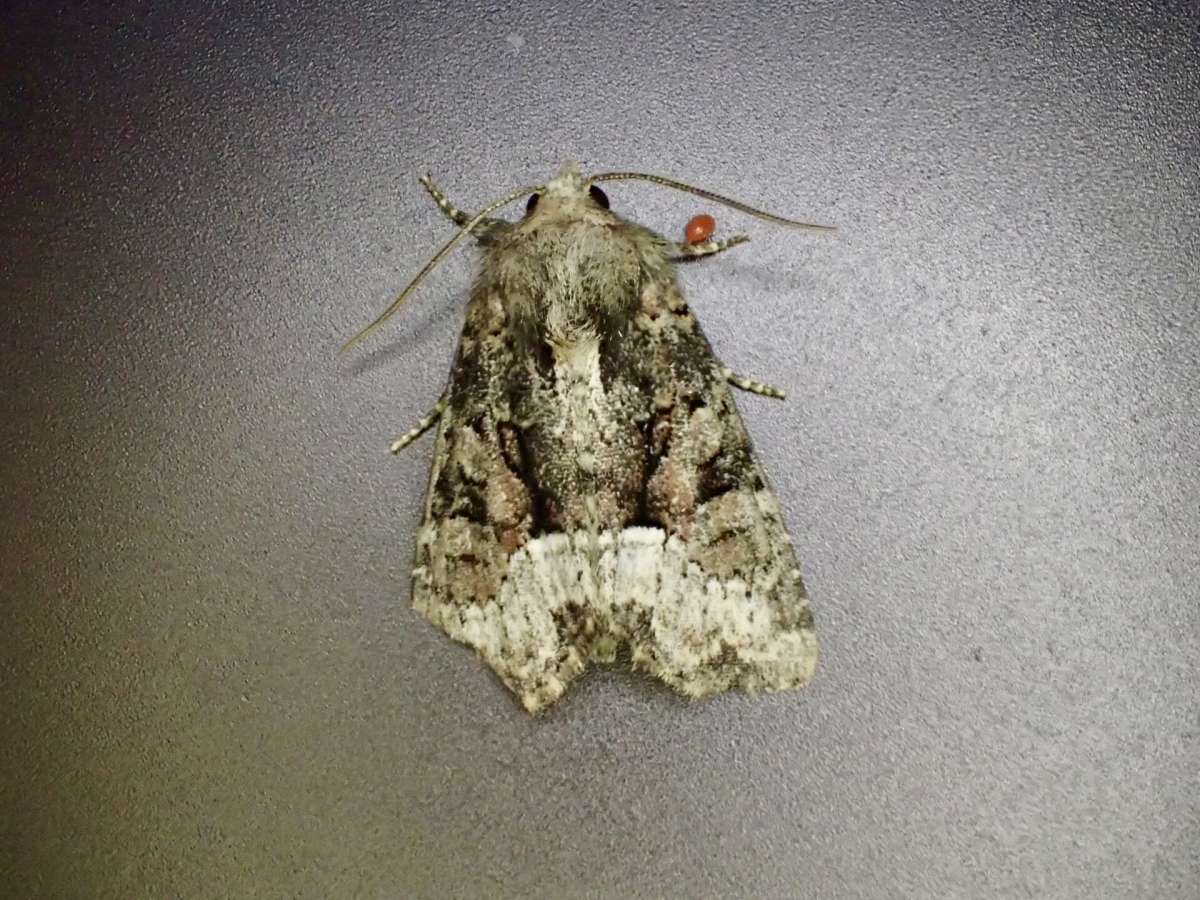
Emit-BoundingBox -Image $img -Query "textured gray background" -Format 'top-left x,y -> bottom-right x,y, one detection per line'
3,1 -> 1198,897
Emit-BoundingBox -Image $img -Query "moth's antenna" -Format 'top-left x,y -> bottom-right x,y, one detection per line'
340,181 -> 542,353
587,171 -> 835,233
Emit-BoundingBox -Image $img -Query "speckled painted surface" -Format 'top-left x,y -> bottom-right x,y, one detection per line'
2,2 -> 1197,897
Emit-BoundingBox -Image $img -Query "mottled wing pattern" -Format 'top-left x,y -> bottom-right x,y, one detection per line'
614,274 -> 818,701
411,221 -> 816,713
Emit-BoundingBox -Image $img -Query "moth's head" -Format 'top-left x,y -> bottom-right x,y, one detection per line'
522,161 -> 611,223
339,165 -> 832,352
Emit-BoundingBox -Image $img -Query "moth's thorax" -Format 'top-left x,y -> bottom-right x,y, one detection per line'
483,213 -> 657,344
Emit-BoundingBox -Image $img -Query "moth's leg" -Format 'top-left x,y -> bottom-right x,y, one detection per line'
419,175 -> 504,240
390,392 -> 449,453
667,234 -> 749,261
722,366 -> 786,400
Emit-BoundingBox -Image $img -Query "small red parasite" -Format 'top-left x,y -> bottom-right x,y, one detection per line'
684,213 -> 716,245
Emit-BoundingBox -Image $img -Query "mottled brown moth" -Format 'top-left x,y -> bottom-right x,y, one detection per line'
345,163 -> 833,713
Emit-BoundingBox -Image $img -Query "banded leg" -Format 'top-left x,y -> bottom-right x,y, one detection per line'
667,234 -> 749,261
419,175 -> 504,239
722,366 -> 785,400
390,393 -> 449,453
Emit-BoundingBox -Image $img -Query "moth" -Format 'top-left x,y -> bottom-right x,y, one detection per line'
344,163 -> 833,713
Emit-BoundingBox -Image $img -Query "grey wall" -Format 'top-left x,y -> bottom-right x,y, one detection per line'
3,2 -> 1197,897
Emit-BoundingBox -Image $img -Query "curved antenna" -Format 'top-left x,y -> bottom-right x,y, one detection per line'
587,171 -> 835,232
340,181 -> 542,353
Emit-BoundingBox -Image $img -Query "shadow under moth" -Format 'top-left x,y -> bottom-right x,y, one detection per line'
344,163 -> 832,713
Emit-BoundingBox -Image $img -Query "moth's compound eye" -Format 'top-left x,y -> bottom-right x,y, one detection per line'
588,185 -> 610,209
685,214 -> 716,244
525,193 -> 541,215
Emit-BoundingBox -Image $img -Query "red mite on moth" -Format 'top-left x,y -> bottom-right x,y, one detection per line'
685,213 -> 717,244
